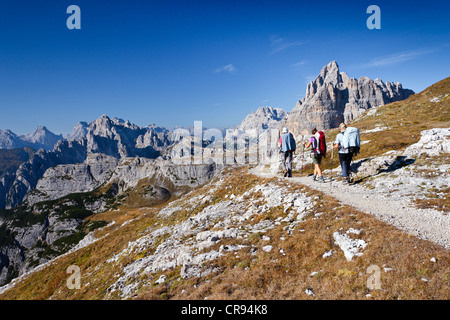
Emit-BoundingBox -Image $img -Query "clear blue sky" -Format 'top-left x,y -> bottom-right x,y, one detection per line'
0,0 -> 449,135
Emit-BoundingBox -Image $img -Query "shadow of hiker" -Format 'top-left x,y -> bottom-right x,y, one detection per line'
376,156 -> 416,173
350,157 -> 371,174
348,156 -> 416,184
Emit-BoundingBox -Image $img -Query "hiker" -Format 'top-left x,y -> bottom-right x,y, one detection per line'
278,127 -> 296,177
333,123 -> 352,184
334,123 -> 360,183
304,128 -> 324,182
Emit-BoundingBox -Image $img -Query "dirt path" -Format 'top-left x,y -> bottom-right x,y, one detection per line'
252,168 -> 450,249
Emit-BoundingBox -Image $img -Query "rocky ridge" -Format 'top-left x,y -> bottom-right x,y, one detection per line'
285,61 -> 414,137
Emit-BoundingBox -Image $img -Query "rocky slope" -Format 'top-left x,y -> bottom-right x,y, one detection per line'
0,154 -> 223,286
285,61 -> 414,137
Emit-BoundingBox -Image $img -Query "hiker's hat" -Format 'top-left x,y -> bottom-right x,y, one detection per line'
282,127 -> 288,133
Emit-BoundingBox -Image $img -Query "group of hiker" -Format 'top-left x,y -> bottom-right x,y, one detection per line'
278,124 -> 360,183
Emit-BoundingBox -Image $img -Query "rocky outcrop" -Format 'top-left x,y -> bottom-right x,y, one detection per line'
237,106 -> 287,131
2,139 -> 88,209
285,61 -> 414,136
0,155 -> 224,286
0,115 -> 176,210
24,153 -> 119,206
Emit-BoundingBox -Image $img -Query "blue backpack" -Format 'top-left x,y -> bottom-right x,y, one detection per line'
342,127 -> 360,154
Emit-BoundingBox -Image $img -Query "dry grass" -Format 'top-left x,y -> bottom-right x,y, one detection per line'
149,176 -> 449,300
1,168 -> 449,300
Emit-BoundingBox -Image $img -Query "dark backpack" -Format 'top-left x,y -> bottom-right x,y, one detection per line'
314,131 -> 327,157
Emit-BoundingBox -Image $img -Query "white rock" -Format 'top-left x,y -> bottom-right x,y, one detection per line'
333,231 -> 367,261
305,289 -> 315,296
155,274 -> 166,284
322,250 -> 333,258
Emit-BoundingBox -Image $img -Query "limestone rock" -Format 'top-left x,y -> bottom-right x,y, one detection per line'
285,61 -> 414,137
237,106 -> 288,131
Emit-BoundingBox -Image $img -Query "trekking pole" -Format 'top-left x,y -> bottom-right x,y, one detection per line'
330,145 -> 334,183
301,135 -> 304,174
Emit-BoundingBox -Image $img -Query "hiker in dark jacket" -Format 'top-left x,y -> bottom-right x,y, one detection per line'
278,127 -> 296,177
333,123 -> 352,184
304,128 -> 324,182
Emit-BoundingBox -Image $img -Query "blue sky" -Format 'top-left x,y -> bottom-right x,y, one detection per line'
0,0 -> 449,135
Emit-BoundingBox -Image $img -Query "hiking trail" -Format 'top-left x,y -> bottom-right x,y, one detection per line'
251,168 -> 450,250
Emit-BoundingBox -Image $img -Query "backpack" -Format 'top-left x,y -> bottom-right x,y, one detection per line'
342,127 -> 360,155
314,131 -> 327,157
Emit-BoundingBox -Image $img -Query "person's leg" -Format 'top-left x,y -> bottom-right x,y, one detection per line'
316,155 -> 322,176
347,152 -> 354,182
339,153 -> 348,178
311,154 -> 317,180
280,152 -> 287,175
287,151 -> 293,177
316,155 -> 324,182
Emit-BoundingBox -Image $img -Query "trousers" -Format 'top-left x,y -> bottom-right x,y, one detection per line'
281,151 -> 293,172
339,152 -> 353,177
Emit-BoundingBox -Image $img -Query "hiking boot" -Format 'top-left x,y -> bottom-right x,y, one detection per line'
283,170 -> 288,177
317,175 -> 324,183
312,175 -> 317,181
288,169 -> 292,177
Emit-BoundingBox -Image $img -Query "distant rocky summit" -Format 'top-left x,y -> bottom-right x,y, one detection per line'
237,106 -> 287,131
0,126 -> 63,151
285,61 -> 414,136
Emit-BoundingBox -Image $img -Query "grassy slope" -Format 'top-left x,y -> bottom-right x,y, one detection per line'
1,78 -> 449,300
1,167 -> 448,300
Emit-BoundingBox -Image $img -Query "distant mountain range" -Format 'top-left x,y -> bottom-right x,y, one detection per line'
0,126 -> 63,151
0,61 -> 416,210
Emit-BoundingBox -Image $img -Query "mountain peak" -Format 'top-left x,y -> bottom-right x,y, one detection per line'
317,60 -> 342,87
286,60 -> 415,136
237,106 -> 288,131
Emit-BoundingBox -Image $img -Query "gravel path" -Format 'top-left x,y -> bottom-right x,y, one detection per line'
253,169 -> 450,249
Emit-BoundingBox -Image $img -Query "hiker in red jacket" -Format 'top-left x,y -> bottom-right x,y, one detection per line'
304,128 -> 324,182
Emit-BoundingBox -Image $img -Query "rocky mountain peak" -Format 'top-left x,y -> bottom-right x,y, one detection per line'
67,121 -> 89,141
237,106 -> 288,131
21,126 -> 63,151
285,61 -> 414,136
319,60 -> 341,84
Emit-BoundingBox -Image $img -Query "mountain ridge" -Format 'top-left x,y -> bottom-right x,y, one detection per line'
285,60 -> 415,136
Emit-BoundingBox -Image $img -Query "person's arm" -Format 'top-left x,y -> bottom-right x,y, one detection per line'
304,140 -> 311,149
333,134 -> 341,150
